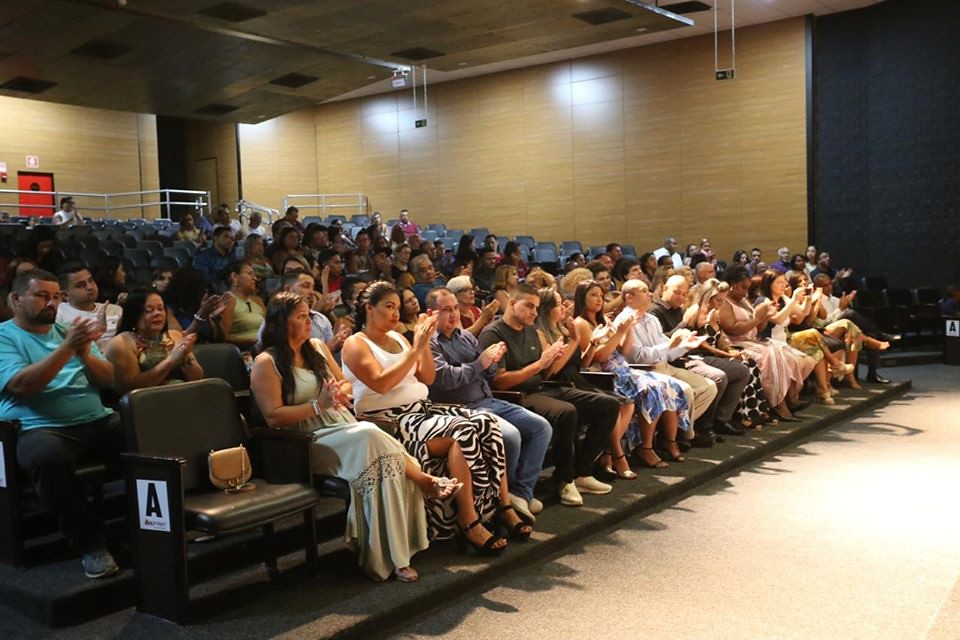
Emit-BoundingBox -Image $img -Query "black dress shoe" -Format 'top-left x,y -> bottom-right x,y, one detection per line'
866,373 -> 891,384
690,430 -> 716,448
714,421 -> 746,436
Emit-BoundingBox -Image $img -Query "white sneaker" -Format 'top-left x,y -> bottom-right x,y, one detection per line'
508,493 -> 536,523
558,482 -> 583,506
574,475 -> 613,495
529,498 -> 544,515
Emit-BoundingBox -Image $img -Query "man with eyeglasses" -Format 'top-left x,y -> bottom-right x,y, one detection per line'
426,287 -> 551,521
0,270 -> 121,579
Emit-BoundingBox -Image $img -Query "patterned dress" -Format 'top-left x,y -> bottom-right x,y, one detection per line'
703,325 -> 772,424
344,331 -> 505,541
599,350 -> 692,453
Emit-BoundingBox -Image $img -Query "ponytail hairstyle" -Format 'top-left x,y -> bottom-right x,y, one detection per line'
355,280 -> 399,329
261,291 -> 327,404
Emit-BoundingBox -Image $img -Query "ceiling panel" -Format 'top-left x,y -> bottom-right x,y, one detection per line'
0,0 -> 882,121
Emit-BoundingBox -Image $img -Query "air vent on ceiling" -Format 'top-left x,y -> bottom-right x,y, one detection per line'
268,73 -> 318,88
660,1 -> 712,15
572,8 -> 633,26
71,40 -> 132,60
390,47 -> 444,61
197,2 -> 266,22
193,103 -> 239,116
0,77 -> 58,94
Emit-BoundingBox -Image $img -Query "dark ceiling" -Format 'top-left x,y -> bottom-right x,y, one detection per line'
0,0 -> 692,123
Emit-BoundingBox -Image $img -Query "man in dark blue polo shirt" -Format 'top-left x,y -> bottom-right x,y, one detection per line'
426,287 -> 551,520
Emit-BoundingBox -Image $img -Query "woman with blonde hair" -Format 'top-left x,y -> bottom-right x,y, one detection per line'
491,264 -> 519,311
559,267 -> 593,298
690,279 -> 775,428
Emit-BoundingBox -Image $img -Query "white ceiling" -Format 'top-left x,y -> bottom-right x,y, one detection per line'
329,0 -> 885,102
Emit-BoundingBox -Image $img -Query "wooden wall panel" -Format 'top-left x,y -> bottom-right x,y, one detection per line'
239,17 -> 808,260
0,96 -> 159,219
184,120 -> 239,212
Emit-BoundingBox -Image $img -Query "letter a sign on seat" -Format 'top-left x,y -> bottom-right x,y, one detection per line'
137,479 -> 171,532
947,320 -> 960,338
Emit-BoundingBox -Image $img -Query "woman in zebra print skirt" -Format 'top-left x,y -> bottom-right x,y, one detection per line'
343,281 -> 527,555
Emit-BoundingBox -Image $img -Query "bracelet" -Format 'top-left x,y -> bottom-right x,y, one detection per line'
193,313 -> 207,322
310,399 -> 321,416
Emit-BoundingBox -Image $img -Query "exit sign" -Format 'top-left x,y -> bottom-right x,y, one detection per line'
415,119 -> 427,128
716,69 -> 735,81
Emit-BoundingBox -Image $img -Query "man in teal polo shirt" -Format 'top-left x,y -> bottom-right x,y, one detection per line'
0,269 -> 121,579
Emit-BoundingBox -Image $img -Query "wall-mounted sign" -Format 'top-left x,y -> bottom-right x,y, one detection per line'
25,155 -> 39,169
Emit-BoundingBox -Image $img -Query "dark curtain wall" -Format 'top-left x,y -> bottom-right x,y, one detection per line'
156,116 -> 188,220
814,0 -> 960,290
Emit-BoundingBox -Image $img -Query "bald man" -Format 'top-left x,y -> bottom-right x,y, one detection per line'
649,275 -> 751,438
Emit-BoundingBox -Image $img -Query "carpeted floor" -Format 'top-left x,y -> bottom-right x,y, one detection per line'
394,364 -> 960,640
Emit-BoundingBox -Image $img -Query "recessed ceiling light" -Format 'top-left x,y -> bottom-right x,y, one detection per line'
367,75 -> 377,80
636,27 -> 648,32
458,62 -> 468,67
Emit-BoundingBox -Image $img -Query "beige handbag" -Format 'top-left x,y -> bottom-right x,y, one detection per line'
207,445 -> 255,493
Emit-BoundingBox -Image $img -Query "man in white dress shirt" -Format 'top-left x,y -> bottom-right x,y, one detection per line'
652,237 -> 683,269
616,278 -> 723,447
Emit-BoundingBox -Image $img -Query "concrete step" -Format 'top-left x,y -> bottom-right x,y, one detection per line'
0,380 -> 911,638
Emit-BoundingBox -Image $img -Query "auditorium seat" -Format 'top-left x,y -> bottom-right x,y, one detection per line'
120,379 -> 319,624
560,241 -> 583,256
0,420 -> 120,566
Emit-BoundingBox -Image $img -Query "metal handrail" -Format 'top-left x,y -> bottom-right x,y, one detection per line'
236,199 -> 278,225
282,193 -> 369,219
0,188 -> 210,220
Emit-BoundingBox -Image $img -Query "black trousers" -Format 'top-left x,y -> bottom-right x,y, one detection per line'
16,413 -> 123,552
522,387 -> 619,483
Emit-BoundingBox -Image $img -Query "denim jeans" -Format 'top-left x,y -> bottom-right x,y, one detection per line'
469,397 -> 552,502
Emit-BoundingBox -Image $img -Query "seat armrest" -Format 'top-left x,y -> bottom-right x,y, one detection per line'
432,402 -> 466,410
580,370 -> 615,390
363,415 -> 400,435
252,428 -> 313,484
492,390 -> 526,404
628,363 -> 655,371
121,452 -> 187,468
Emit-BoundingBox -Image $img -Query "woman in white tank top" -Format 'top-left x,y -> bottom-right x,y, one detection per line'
343,281 -> 529,556
251,292 -> 463,583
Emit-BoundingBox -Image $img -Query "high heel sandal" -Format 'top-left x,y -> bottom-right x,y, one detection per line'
609,453 -> 638,479
457,517 -> 507,556
427,477 -> 464,500
817,390 -> 836,405
638,446 -> 669,469
659,439 -> 686,463
496,504 -> 533,541
828,362 -> 855,377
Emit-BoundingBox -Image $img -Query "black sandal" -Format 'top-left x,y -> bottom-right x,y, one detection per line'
638,447 -> 669,469
457,517 -> 507,556
659,439 -> 686,463
496,504 -> 533,541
